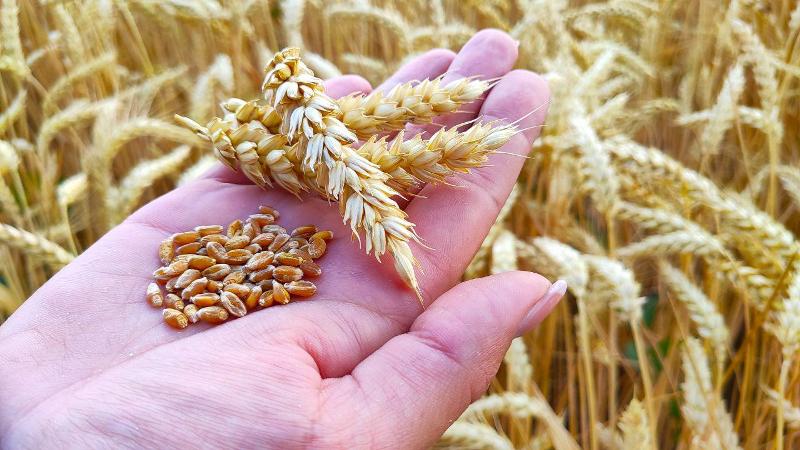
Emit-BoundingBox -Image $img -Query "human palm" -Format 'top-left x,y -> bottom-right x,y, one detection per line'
0,30 -> 558,449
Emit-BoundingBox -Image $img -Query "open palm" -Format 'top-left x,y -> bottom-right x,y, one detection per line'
0,30 -> 557,449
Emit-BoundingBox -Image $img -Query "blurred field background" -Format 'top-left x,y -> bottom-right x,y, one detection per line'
2,0 -> 800,448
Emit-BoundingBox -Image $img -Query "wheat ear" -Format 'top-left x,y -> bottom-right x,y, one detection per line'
113,145 -> 192,219
681,338 -> 741,449
659,262 -> 728,377
436,422 -> 514,450
464,184 -> 519,279
463,392 -> 580,450
0,0 -> 28,78
261,48 -> 424,296
190,54 -> 234,121
618,399 -> 652,450
337,76 -> 490,139
609,137 -> 799,273
0,223 -> 75,267
360,121 -> 517,194
42,52 -> 118,115
765,276 -> 800,449
0,89 -> 26,136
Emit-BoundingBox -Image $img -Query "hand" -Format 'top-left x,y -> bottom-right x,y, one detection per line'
0,30 -> 556,449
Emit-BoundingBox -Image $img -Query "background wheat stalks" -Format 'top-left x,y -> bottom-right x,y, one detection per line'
2,0 -> 800,448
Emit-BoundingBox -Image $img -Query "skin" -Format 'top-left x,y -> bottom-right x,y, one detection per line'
0,30 -> 555,449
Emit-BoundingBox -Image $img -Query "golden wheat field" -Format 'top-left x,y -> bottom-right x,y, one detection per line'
2,0 -> 800,448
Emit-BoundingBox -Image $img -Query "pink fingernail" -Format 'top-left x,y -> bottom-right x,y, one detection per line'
515,280 -> 567,336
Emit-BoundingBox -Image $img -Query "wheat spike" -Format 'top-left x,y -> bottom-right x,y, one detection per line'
491,230 -> 518,274
325,4 -> 411,54
569,110 -> 619,214
303,52 -> 342,80
465,184 -> 519,279
0,0 -> 28,78
177,155 -> 217,186
0,89 -> 26,137
522,237 -> 588,299
189,54 -> 234,121
56,172 -> 88,209
360,121 -> 518,194
0,223 -> 75,267
436,421 -> 514,450
609,137 -> 799,272
618,399 -> 652,450
463,393 -> 580,450
113,145 -> 192,219
659,262 -> 728,367
764,388 -> 800,429
53,4 -> 87,64
698,63 -> 745,156
337,76 -> 491,139
681,338 -> 741,449
583,255 -> 642,321
42,52 -> 117,115
504,337 -> 533,393
340,53 -> 390,84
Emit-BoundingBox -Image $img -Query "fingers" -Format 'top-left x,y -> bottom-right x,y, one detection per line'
320,272 -> 558,449
325,74 -> 372,98
410,69 -> 550,302
375,48 -> 456,92
202,75 -> 373,184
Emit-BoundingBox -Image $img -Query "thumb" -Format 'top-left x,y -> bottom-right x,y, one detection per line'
321,271 -> 565,449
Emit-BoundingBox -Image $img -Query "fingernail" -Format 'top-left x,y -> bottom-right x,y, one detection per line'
515,280 -> 567,336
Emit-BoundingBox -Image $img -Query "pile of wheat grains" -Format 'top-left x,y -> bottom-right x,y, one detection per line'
146,205 -> 331,329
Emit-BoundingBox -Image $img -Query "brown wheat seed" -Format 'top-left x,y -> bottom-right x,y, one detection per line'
147,205 -> 328,329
